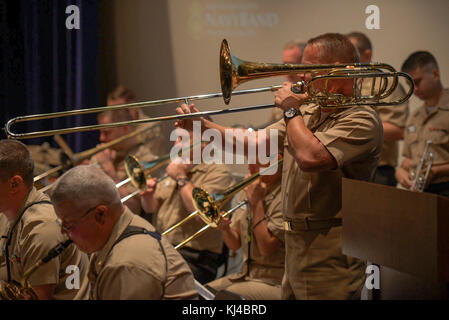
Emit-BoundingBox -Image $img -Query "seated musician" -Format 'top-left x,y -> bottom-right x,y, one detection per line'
50,165 -> 198,300
140,134 -> 235,284
206,158 -> 285,300
106,85 -> 165,157
395,51 -> 449,197
0,139 -> 89,300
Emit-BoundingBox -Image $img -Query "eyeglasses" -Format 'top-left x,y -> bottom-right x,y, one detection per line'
56,205 -> 98,232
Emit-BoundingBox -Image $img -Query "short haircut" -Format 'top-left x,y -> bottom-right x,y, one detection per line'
307,33 -> 360,64
0,140 -> 34,187
107,85 -> 135,103
401,51 -> 439,73
346,31 -> 372,55
50,165 -> 121,212
284,40 -> 307,55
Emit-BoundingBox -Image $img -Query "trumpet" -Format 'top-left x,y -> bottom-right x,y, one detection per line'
410,140 -> 434,192
0,239 -> 72,300
5,39 -> 414,140
162,159 -> 283,248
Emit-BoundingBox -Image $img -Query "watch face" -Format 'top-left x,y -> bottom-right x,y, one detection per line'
285,108 -> 296,118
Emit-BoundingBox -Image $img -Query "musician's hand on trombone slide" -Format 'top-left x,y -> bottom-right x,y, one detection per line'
175,103 -> 202,132
274,81 -> 308,112
215,213 -> 232,232
140,177 -> 159,214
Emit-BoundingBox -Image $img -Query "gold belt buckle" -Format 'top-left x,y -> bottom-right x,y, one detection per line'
283,221 -> 292,231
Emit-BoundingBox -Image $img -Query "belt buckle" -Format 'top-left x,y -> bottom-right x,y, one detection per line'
283,221 -> 292,231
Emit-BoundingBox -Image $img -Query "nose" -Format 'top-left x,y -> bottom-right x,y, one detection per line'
99,131 -> 107,143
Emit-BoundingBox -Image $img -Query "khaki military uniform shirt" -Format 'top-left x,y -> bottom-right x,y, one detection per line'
266,103 -> 382,299
87,207 -> 198,300
403,88 -> 449,184
362,82 -> 409,167
0,188 -> 89,300
154,163 -> 235,254
228,180 -> 284,286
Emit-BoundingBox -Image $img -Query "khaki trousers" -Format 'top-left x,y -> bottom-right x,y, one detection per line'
207,275 -> 282,300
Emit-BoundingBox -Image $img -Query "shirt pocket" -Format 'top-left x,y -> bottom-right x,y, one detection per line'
427,130 -> 449,145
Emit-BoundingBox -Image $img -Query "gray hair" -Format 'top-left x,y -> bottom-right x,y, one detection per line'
50,165 -> 121,211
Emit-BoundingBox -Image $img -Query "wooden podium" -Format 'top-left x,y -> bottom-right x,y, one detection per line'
341,178 -> 449,299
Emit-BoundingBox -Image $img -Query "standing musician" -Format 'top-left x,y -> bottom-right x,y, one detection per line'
176,33 -> 383,299
206,159 -> 285,300
347,32 -> 409,186
50,165 -> 198,300
395,51 -> 449,197
140,134 -> 235,284
0,139 -> 89,300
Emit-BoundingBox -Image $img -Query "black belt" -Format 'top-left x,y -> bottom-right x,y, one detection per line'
283,217 -> 342,231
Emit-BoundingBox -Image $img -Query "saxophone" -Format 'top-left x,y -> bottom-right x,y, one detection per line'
0,239 -> 72,300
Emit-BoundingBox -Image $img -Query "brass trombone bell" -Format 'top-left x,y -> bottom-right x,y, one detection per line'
174,199 -> 248,250
124,155 -> 170,189
162,159 -> 283,246
219,38 -> 414,105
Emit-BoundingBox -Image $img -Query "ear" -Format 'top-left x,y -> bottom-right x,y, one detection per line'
94,205 -> 108,225
432,68 -> 440,81
363,49 -> 372,62
10,175 -> 23,192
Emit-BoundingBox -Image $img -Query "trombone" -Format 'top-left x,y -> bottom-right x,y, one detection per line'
162,159 -> 283,248
5,39 -> 414,140
118,142 -> 200,203
35,124 -> 158,193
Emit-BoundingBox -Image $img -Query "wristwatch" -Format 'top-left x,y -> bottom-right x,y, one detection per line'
284,107 -> 302,120
176,176 -> 190,188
